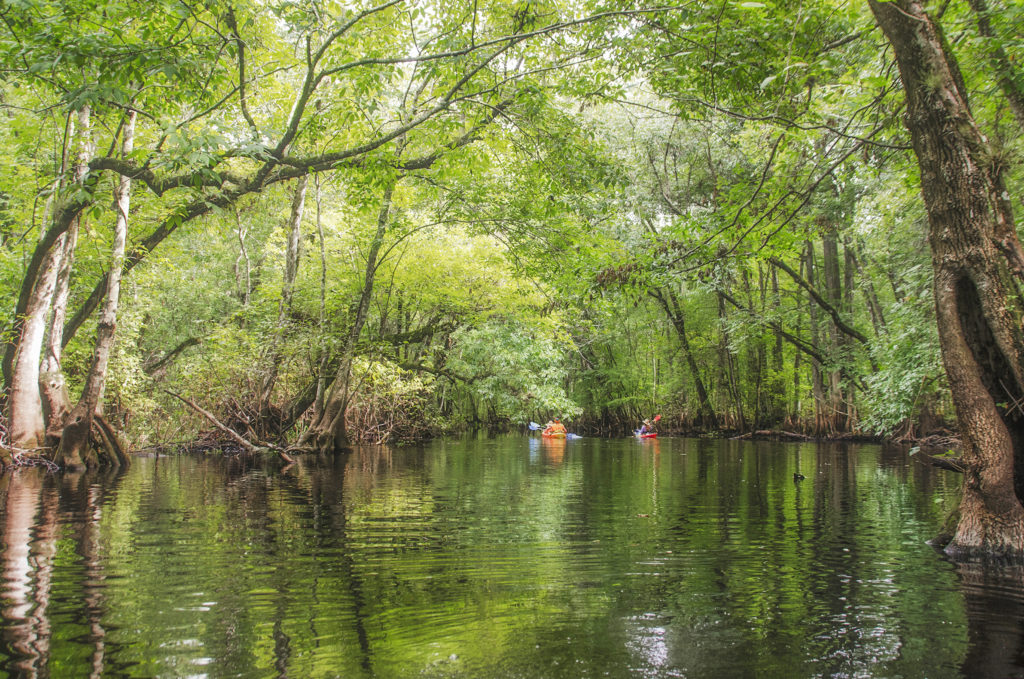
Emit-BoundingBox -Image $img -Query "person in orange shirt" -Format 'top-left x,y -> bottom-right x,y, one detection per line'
543,418 -> 567,435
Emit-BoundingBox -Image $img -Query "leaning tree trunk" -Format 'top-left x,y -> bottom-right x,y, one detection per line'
300,178 -> 397,455
651,287 -> 718,429
8,249 -> 62,452
870,0 -> 1024,557
6,107 -> 95,452
39,226 -> 79,428
57,112 -> 135,469
41,107 -> 92,430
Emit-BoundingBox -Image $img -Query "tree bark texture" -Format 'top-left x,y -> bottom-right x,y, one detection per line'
870,0 -> 1024,557
6,107 -> 95,451
8,251 -> 61,451
57,111 -> 135,469
40,107 -> 92,429
39,225 -> 78,428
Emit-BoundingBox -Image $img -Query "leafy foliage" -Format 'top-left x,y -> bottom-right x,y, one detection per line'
4,0 -> 1018,446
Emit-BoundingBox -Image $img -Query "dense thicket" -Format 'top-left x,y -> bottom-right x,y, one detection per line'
1,0 -> 1023,552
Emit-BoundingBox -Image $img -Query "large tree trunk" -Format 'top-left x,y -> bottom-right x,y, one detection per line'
6,107 -> 94,452
870,0 -> 1024,557
8,251 -> 62,451
40,107 -> 92,430
39,227 -> 79,429
57,112 -> 135,469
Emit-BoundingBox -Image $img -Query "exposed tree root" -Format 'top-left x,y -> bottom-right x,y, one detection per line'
93,414 -> 129,467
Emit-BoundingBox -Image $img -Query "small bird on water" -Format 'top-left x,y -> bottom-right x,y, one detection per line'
793,472 -> 806,481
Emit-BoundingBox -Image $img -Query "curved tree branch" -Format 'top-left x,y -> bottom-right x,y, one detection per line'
768,255 -> 870,345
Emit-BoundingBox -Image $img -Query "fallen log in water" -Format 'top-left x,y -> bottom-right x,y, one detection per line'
166,390 -> 295,463
731,430 -> 814,442
910,446 -> 965,473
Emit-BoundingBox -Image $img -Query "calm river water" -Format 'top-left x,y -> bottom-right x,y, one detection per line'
1,435 -> 1022,678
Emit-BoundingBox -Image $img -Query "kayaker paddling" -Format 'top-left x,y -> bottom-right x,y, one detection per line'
635,414 -> 661,438
543,418 -> 567,437
527,420 -> 582,439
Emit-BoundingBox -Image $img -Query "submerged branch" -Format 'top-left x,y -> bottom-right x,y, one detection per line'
165,390 -> 295,463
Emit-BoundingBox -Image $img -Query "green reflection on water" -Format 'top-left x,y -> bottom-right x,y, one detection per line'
0,437 -> 978,678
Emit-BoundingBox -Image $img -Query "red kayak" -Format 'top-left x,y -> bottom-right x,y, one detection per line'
635,432 -> 658,439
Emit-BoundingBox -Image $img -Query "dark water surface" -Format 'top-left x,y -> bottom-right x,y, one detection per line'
1,435 -> 1021,678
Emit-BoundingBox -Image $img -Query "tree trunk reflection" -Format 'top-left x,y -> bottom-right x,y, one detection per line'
958,561 -> 1024,677
1,470 -> 57,677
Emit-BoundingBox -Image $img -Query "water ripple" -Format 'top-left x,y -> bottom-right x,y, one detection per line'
0,438 -> 994,678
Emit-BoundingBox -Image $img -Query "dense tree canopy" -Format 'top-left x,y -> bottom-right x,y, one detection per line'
2,0 -> 1024,554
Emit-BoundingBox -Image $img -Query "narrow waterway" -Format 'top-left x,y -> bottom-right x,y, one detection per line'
1,435 -> 1019,678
